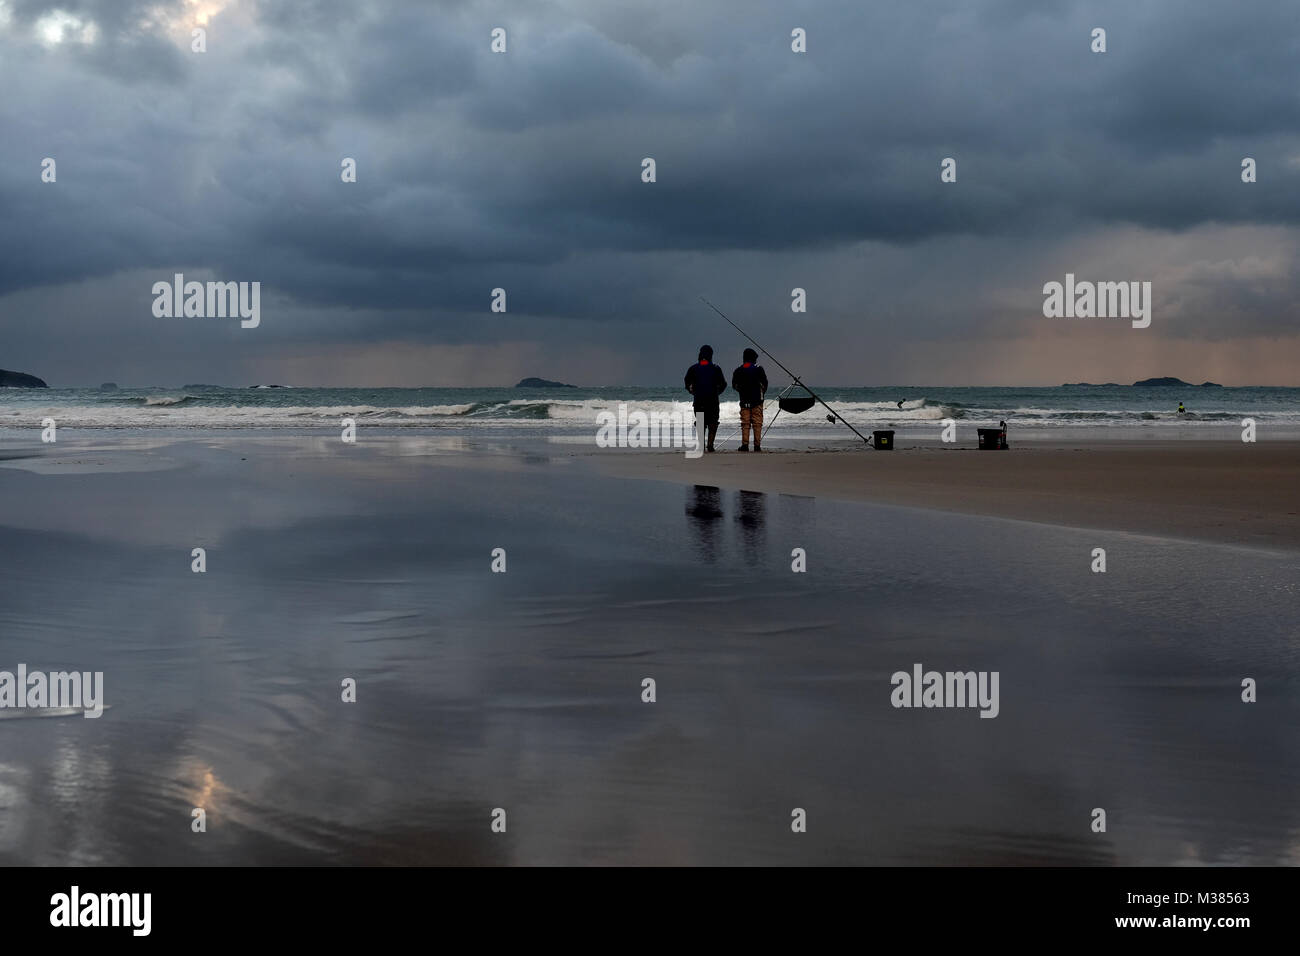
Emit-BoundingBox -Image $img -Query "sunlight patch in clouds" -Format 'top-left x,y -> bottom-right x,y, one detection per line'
34,10 -> 99,48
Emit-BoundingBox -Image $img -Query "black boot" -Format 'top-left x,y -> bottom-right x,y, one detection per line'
738,443 -> 749,452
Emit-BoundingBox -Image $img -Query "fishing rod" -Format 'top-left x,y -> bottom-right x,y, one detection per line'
699,296 -> 874,446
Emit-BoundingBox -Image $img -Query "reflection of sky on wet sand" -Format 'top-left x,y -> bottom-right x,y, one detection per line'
0,436 -> 1296,864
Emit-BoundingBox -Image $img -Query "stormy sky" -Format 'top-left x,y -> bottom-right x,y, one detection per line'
2,0 -> 1299,387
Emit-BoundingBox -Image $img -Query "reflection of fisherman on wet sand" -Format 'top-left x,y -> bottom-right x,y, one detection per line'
734,489 -> 767,562
686,485 -> 768,564
684,485 -> 724,561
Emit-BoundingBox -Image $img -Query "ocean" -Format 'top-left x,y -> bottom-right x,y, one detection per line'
3,384 -> 1298,438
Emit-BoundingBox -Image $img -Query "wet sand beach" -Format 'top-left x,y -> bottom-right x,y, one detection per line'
1,434 -> 1296,865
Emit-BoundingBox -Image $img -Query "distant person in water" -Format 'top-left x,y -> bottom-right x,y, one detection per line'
1178,402 -> 1185,414
685,344 -> 727,453
897,400 -> 904,409
732,347 -> 769,452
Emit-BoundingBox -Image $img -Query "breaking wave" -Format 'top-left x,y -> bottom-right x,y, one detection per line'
2,388 -> 1293,432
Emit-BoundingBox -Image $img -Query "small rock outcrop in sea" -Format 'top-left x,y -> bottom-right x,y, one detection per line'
515,377 -> 576,388
0,369 -> 48,388
1198,381 -> 1223,387
1132,377 -> 1191,387
99,382 -> 119,391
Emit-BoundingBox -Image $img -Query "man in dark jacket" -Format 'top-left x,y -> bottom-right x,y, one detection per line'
684,344 -> 727,453
731,347 -> 768,452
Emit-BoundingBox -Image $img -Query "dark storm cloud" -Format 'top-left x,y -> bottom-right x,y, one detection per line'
2,0 -> 1299,384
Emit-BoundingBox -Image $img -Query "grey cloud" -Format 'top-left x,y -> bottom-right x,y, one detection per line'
2,0 -> 1299,384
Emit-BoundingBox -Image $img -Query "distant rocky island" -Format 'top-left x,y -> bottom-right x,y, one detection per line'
1132,377 -> 1222,387
515,377 -> 576,388
0,368 -> 48,388
1064,378 -> 1222,387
